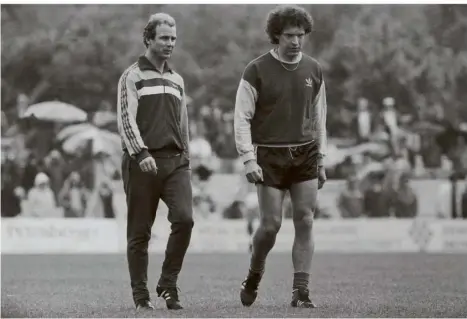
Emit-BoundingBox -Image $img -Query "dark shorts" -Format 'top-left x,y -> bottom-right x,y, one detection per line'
256,141 -> 319,190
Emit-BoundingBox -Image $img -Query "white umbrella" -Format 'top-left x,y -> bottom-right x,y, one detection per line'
57,123 -> 122,156
92,110 -> 117,127
323,141 -> 389,169
22,101 -> 87,123
351,141 -> 389,156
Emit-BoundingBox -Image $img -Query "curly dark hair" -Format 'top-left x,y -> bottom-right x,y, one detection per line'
143,13 -> 176,48
266,5 -> 314,45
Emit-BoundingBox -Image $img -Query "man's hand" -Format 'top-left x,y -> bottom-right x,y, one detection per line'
318,166 -> 326,189
244,159 -> 263,184
139,156 -> 158,175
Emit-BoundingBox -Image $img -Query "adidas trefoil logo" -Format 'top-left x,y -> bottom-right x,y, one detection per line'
305,78 -> 313,88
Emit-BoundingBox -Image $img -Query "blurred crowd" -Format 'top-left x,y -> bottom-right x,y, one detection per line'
223,96 -> 467,220
2,94 -> 467,220
1,148 -> 117,218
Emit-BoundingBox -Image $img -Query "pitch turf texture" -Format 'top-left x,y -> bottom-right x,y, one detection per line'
2,253 -> 466,318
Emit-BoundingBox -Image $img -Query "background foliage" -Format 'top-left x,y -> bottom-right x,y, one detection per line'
2,4 -> 467,157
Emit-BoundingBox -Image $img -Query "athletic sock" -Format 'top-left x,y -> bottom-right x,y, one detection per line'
293,272 -> 309,291
249,264 -> 265,276
249,244 -> 267,275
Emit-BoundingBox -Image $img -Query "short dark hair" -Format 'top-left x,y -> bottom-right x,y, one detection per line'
266,5 -> 314,45
143,13 -> 176,47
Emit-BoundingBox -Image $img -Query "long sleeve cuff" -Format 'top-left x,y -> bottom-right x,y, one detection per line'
241,151 -> 256,164
135,149 -> 151,163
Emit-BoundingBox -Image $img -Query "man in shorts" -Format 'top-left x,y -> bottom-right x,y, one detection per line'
234,4 -> 327,308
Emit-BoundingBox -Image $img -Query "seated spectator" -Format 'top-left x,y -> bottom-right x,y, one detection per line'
364,172 -> 391,218
223,200 -> 246,220
23,172 -> 59,218
21,154 -> 40,193
393,173 -> 418,218
43,149 -> 67,204
192,183 -> 216,219
1,184 -> 23,217
338,175 -> 364,218
59,172 -> 89,218
99,181 -> 115,218
1,155 -> 23,217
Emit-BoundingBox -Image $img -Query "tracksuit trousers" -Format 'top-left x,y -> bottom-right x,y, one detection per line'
121,151 -> 194,305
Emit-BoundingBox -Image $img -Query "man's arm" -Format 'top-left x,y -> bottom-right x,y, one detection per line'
313,79 -> 328,167
234,64 -> 258,163
117,70 -> 150,162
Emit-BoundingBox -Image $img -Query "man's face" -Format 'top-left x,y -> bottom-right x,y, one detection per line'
148,24 -> 177,60
277,25 -> 305,59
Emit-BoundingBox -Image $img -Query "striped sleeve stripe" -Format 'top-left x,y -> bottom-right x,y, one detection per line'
119,63 -> 144,155
137,85 -> 182,100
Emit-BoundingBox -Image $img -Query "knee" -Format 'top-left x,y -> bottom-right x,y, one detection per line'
260,217 -> 281,237
172,214 -> 194,230
293,211 -> 314,232
127,231 -> 151,253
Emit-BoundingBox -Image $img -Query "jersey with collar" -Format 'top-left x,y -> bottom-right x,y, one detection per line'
234,50 -> 328,165
117,56 -> 189,160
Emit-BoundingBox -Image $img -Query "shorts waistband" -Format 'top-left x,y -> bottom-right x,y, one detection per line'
255,140 -> 315,149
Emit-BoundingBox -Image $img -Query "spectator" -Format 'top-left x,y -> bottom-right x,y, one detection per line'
402,127 -> 421,169
381,97 -> 398,136
43,149 -> 67,203
2,152 -> 23,217
393,173 -> 418,218
364,172 -> 391,218
337,175 -> 364,218
382,151 -> 411,196
451,135 -> 467,175
99,181 -> 115,218
193,189 -> 216,219
21,154 -> 41,193
436,173 -> 465,219
1,181 -> 22,218
356,97 -> 371,143
23,172 -> 59,218
223,200 -> 246,220
58,172 -> 88,218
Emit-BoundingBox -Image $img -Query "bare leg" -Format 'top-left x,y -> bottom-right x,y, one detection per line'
240,184 -> 286,306
289,179 -> 318,286
249,185 -> 286,273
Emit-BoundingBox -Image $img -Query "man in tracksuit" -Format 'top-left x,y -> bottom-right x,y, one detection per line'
117,13 -> 193,311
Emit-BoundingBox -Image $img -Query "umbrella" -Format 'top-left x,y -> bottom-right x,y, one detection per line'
22,101 -> 87,123
410,121 -> 445,134
92,110 -> 117,128
324,141 -> 389,168
57,123 -> 122,156
350,142 -> 388,156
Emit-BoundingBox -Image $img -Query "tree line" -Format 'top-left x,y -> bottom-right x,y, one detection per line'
2,4 -> 467,156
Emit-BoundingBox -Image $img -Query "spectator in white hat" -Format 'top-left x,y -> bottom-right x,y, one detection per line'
23,172 -> 59,218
